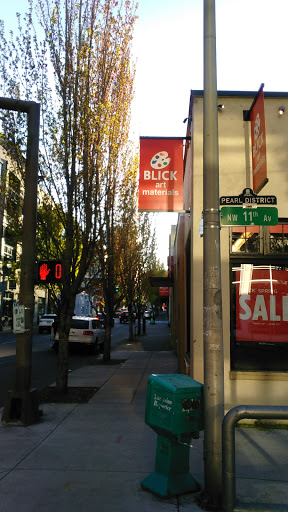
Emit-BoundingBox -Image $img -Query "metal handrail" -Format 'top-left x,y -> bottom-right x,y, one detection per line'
222,405 -> 288,512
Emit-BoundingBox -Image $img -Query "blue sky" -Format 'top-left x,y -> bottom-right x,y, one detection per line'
2,0 -> 288,265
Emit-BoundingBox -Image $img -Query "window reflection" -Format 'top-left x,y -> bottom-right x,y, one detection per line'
231,226 -> 260,253
231,223 -> 288,254
231,264 -> 288,371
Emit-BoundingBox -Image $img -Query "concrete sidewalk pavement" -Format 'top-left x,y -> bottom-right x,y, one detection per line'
0,319 -> 287,511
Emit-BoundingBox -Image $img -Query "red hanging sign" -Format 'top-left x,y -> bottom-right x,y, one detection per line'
250,85 -> 268,193
138,137 -> 184,212
159,287 -> 169,297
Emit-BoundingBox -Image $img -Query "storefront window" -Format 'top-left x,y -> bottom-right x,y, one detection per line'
231,222 -> 288,255
231,264 -> 288,371
230,222 -> 288,372
269,224 -> 288,253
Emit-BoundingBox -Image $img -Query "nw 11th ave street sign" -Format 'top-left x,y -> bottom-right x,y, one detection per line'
221,206 -> 278,226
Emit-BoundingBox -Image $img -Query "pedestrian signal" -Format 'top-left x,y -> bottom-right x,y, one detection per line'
37,260 -> 62,284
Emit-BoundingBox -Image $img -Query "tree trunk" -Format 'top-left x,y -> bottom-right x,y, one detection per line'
56,331 -> 69,392
55,296 -> 76,392
137,311 -> 141,336
128,314 -> 134,341
103,324 -> 111,361
103,309 -> 112,362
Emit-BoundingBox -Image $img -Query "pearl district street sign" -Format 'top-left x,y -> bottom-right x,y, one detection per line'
220,187 -> 277,206
220,188 -> 278,227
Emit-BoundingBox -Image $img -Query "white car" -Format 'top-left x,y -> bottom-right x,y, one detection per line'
38,314 -> 57,334
54,316 -> 105,353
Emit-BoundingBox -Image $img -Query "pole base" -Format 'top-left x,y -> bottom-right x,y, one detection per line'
1,389 -> 43,426
141,471 -> 200,498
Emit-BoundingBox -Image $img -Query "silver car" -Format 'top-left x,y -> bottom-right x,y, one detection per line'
38,314 -> 57,334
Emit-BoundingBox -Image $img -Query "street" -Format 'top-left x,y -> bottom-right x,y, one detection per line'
0,318 -> 134,407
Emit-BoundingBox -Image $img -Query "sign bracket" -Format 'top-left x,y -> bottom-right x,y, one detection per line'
243,83 -> 264,122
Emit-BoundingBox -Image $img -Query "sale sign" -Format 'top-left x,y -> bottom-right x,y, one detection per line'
236,267 -> 288,342
250,86 -> 267,193
138,137 -> 184,212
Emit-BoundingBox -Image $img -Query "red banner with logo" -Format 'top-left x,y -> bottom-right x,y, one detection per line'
138,137 -> 184,212
236,267 -> 288,342
159,286 -> 169,297
250,86 -> 267,193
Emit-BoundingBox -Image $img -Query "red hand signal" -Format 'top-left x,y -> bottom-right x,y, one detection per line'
39,263 -> 51,281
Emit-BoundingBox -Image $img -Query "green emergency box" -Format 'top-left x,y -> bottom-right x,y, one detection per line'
141,374 -> 204,498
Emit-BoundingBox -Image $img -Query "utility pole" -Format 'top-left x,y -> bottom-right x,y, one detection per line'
1,98 -> 41,426
202,0 -> 224,508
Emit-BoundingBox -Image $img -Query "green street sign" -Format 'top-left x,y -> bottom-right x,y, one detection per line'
220,206 -> 278,226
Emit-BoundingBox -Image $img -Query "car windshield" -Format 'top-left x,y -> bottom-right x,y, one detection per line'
71,319 -> 89,329
41,315 -> 55,319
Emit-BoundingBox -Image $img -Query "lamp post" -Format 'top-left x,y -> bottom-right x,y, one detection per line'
202,0 -> 224,508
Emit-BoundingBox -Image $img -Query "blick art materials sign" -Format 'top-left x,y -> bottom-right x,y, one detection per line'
138,137 -> 184,212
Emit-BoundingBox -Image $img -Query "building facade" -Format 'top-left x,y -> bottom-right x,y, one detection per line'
173,90 -> 288,411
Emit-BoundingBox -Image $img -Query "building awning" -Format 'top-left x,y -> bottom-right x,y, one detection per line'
149,276 -> 174,288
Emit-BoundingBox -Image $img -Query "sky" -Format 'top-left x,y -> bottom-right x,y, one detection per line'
2,0 -> 288,267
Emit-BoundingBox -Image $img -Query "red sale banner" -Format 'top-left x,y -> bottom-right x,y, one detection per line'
138,137 -> 184,212
236,267 -> 288,342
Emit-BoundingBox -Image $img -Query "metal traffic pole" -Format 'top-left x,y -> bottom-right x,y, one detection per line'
0,98 -> 41,426
202,0 -> 224,507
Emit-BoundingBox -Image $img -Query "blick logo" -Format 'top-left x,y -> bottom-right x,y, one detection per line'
150,151 -> 171,169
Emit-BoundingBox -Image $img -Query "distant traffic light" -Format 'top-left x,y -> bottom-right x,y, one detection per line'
37,260 -> 62,284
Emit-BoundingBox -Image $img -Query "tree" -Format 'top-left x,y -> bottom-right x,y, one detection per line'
88,149 -> 159,356
0,0 -> 137,391
116,160 -> 159,341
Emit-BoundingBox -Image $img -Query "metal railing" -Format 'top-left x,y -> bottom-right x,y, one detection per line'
222,405 -> 288,512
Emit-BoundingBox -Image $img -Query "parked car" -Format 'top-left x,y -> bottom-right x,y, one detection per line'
95,312 -> 106,327
38,314 -> 57,334
143,309 -> 152,319
54,316 -> 105,353
119,309 -> 129,323
119,308 -> 137,323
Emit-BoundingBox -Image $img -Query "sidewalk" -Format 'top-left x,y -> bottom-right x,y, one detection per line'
0,318 -> 287,511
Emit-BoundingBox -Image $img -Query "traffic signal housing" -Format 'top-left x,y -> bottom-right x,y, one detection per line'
37,260 -> 62,284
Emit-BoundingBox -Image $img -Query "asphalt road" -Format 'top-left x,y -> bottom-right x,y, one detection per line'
0,319 -> 131,407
